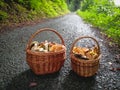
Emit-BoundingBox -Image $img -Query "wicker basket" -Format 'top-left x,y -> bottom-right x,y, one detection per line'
26,28 -> 66,75
70,36 -> 101,77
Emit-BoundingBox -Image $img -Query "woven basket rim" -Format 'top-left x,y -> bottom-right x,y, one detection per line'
70,53 -> 101,63
26,48 -> 66,55
70,36 -> 101,55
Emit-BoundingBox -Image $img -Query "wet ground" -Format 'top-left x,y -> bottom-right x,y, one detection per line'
0,13 -> 120,90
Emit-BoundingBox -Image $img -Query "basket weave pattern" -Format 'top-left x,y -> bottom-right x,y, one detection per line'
26,28 -> 66,75
70,36 -> 101,77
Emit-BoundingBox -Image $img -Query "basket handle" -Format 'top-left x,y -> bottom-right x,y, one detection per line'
27,28 -> 65,49
70,36 -> 100,54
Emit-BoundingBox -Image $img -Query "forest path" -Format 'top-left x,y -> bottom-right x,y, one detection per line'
0,13 -> 119,90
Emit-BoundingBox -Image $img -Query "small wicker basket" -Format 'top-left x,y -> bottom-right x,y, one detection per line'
26,28 -> 66,75
70,36 -> 101,77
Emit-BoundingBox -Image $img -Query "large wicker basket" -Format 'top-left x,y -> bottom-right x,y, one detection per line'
26,28 -> 66,75
70,36 -> 101,77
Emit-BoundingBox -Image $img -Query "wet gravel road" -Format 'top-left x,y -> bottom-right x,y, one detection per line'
0,13 -> 120,90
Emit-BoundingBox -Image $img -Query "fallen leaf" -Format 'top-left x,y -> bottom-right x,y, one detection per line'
108,62 -> 112,65
109,68 -> 117,72
116,68 -> 120,71
29,82 -> 37,87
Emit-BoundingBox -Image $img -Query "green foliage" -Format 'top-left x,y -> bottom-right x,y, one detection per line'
0,0 -> 4,7
80,0 -> 94,11
0,0 -> 69,27
29,0 -> 41,10
39,1 -> 58,17
68,0 -> 75,11
77,0 -> 120,44
67,0 -> 81,11
0,10 -> 8,20
15,0 -> 69,16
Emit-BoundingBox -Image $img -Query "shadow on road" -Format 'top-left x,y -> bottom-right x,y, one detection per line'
61,70 -> 96,90
6,69 -> 60,90
6,69 -> 97,90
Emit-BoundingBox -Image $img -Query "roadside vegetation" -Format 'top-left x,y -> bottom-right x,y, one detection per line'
77,0 -> 120,44
0,0 -> 69,29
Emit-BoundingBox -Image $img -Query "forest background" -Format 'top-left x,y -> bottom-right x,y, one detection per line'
0,0 -> 120,44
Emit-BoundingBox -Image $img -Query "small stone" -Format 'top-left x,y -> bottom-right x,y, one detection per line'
113,82 -> 116,84
98,85 -> 102,89
108,62 -> 112,65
